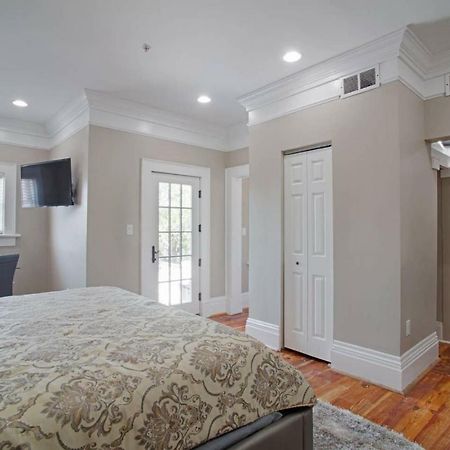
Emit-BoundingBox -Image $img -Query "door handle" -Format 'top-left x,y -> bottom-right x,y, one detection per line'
152,245 -> 159,263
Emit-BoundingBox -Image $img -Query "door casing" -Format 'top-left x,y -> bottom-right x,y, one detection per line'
141,159 -> 211,314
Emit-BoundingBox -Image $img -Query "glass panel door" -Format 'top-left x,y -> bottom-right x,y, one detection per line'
151,173 -> 200,313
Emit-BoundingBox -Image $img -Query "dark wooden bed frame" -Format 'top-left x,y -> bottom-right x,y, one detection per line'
229,407 -> 313,450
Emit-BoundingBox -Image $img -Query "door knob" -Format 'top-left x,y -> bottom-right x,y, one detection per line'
152,245 -> 159,263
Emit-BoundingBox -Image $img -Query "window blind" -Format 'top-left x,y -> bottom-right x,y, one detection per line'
0,173 -> 5,234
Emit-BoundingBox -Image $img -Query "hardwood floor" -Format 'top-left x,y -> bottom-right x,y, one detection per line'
211,309 -> 450,450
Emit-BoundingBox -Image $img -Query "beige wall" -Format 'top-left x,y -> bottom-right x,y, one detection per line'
225,148 -> 249,168
0,143 -> 50,294
425,96 -> 450,141
86,125 -> 227,297
49,127 -> 89,290
248,81 -> 434,356
398,84 -> 437,353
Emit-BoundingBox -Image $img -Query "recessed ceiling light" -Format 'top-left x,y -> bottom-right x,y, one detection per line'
283,51 -> 302,63
12,99 -> 28,108
197,95 -> 211,104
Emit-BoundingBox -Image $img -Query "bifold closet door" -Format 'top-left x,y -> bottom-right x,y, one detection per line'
284,147 -> 333,361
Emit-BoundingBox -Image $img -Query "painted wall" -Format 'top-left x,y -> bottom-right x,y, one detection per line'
86,125 -> 227,297
249,82 -> 406,355
398,84 -> 437,353
225,148 -> 249,168
0,143 -> 50,294
425,96 -> 450,141
49,127 -> 89,290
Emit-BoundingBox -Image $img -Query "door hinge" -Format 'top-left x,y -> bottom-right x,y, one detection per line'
198,190 -> 202,198
198,224 -> 202,232
198,258 -> 202,267
198,292 -> 202,302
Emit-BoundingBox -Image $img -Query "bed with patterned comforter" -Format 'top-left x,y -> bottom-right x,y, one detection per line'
0,287 -> 315,449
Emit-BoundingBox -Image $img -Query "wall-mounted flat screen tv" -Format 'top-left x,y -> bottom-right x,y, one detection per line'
21,158 -> 74,208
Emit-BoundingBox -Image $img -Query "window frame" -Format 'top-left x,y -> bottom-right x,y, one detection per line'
0,162 -> 20,246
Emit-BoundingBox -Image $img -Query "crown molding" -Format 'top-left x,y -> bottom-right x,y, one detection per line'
0,116 -> 49,150
0,90 -> 248,152
238,28 -> 405,114
240,26 -> 450,126
86,90 -> 231,151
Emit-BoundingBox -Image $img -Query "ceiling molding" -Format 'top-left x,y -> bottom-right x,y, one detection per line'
86,90 -> 229,151
0,90 -> 248,152
0,116 -> 49,150
239,27 -> 450,126
238,28 -> 405,114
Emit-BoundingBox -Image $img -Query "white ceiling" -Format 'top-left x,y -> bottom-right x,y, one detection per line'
1,0 -> 450,128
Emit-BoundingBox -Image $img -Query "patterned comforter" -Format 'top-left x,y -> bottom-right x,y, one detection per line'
0,287 -> 315,449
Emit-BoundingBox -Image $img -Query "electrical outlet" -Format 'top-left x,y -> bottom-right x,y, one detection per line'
126,224 -> 134,236
406,319 -> 411,337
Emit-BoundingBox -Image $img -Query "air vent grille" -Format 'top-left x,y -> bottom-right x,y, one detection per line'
341,66 -> 379,99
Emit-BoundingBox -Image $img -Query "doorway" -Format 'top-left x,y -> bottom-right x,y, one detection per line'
141,159 -> 210,315
226,164 -> 250,314
284,146 -> 333,361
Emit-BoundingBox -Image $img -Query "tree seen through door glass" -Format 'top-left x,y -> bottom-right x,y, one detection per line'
158,181 -> 194,306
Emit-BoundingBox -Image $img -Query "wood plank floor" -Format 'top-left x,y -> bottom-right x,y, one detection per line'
211,309 -> 450,450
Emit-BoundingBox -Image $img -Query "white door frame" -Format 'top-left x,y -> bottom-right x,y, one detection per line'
225,164 -> 249,315
141,159 -> 211,313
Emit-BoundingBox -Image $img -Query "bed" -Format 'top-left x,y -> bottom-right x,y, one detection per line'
0,287 -> 315,449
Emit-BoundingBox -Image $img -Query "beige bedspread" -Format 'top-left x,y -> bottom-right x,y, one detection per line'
0,287 -> 315,449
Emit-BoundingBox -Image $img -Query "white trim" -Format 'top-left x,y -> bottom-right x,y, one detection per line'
225,164 -> 249,315
140,159 -> 211,313
0,162 -> 19,246
201,296 -> 227,317
0,117 -> 49,150
246,317 -> 280,350
431,142 -> 450,169
331,332 -> 439,392
46,95 -> 90,148
0,90 -> 248,152
239,27 -> 450,126
86,90 -> 229,151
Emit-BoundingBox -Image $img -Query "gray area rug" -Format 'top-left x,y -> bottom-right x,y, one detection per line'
314,401 -> 424,450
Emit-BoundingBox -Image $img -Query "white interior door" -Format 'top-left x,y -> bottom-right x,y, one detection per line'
284,147 -> 333,361
142,172 -> 200,314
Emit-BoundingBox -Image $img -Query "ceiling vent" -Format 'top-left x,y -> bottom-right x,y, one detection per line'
340,66 -> 380,99
445,74 -> 450,97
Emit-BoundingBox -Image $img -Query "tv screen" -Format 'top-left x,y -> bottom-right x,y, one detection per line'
21,158 -> 74,208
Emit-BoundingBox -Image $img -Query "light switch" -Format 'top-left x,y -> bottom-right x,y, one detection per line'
126,224 -> 134,236
242,227 -> 247,237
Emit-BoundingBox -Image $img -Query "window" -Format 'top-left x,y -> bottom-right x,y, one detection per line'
0,162 -> 19,246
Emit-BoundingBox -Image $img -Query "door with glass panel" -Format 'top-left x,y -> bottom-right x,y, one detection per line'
144,172 -> 200,314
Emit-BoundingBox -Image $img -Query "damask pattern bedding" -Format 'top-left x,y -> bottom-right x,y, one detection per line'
0,287 -> 315,449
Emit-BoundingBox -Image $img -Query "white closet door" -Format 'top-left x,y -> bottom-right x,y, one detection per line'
284,153 -> 308,352
284,147 -> 333,361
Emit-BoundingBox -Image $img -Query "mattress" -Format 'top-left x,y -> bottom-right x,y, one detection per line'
0,287 -> 315,449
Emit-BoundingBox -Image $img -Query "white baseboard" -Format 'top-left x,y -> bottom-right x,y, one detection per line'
331,332 -> 439,392
202,296 -> 227,317
246,317 -> 280,350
